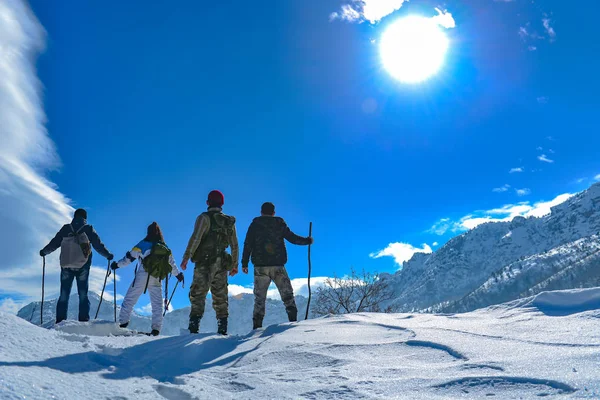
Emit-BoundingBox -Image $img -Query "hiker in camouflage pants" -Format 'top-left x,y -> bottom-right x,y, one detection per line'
181,190 -> 239,335
242,202 -> 313,329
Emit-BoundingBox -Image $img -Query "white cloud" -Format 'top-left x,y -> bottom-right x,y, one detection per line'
493,184 -> 511,193
0,298 -> 25,314
330,1 -> 455,30
595,175 -> 600,182
537,96 -> 549,104
542,17 -> 556,40
370,242 -> 432,266
0,0 -> 74,303
431,8 -> 456,29
428,218 -> 453,235
432,242 -> 439,247
228,284 -> 254,297
330,0 -> 407,24
538,154 -> 554,163
509,168 -> 523,174
516,188 -> 531,197
429,193 -> 574,235
135,303 -> 153,316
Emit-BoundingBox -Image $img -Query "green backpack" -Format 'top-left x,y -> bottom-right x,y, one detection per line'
143,242 -> 172,281
192,212 -> 236,269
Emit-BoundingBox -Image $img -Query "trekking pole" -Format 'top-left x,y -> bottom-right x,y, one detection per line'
113,261 -> 117,322
41,256 -> 46,326
305,222 -> 313,320
95,260 -> 111,319
163,281 -> 179,317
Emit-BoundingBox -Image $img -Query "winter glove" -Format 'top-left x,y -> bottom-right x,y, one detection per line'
107,253 -> 114,261
307,237 -> 314,245
176,272 -> 184,284
110,261 -> 119,271
39,250 -> 46,257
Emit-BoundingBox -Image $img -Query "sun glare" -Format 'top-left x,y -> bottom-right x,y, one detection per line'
380,16 -> 449,84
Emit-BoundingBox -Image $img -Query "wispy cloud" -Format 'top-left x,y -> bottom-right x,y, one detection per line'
493,184 -> 511,193
370,242 -> 432,267
429,193 -> 574,235
509,168 -> 523,174
595,175 -> 600,182
0,0 -> 74,302
542,17 -> 556,41
538,154 -> 554,163
537,96 -> 549,104
516,188 -> 531,196
433,242 -> 439,246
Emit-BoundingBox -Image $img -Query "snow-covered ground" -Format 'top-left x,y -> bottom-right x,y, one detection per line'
2,288 -> 600,399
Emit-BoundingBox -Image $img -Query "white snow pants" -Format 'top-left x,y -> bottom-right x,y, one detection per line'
119,267 -> 164,331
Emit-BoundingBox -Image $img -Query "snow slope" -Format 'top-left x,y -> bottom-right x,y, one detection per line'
3,288 -> 600,399
384,183 -> 600,312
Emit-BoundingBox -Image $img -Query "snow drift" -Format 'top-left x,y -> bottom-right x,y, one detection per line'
2,289 -> 600,399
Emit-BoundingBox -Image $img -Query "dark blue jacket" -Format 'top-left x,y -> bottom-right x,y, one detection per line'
41,217 -> 112,268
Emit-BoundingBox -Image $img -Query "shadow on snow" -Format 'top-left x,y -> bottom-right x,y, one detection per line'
0,323 -> 295,384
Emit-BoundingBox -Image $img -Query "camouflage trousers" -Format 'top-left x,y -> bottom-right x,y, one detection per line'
189,258 -> 228,320
253,266 -> 296,320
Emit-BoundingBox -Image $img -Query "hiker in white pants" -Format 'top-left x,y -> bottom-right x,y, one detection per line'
111,222 -> 183,335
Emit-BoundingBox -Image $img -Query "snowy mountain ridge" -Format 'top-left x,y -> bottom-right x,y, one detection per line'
383,182 -> 600,312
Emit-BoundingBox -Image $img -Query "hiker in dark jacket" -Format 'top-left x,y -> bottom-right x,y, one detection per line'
39,208 -> 114,324
242,202 -> 313,329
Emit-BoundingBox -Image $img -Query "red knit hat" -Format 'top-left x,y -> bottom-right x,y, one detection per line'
207,190 -> 224,207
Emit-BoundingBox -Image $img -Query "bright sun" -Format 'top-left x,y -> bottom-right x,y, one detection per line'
380,16 -> 449,84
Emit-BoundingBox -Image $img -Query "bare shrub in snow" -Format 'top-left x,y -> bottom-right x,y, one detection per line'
313,268 -> 395,316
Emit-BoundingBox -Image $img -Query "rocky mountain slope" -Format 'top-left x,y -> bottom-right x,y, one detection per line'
383,183 -> 600,312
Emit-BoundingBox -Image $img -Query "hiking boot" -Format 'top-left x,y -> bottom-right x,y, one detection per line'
150,329 -> 160,336
188,318 -> 200,334
287,307 -> 298,322
217,318 -> 228,335
253,317 -> 263,330
119,322 -> 129,329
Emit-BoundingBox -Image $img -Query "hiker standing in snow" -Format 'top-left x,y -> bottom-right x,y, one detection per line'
111,222 -> 183,336
181,190 -> 239,335
242,202 -> 313,329
39,208 -> 114,324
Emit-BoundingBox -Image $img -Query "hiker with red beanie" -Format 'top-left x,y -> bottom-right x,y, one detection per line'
181,190 -> 239,335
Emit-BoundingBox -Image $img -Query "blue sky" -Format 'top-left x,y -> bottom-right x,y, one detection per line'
1,0 -> 599,314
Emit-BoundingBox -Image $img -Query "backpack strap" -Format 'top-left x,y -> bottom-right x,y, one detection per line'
75,225 -> 87,235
